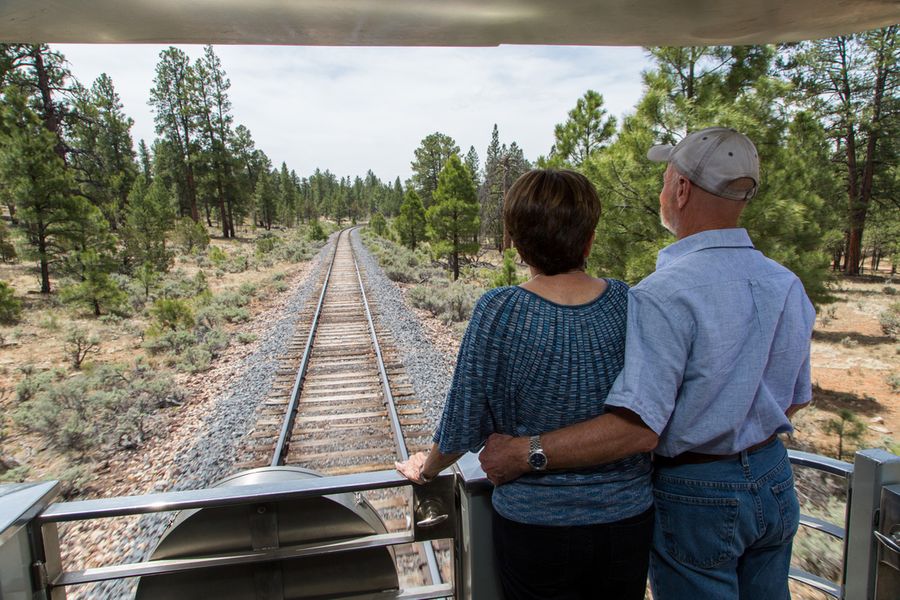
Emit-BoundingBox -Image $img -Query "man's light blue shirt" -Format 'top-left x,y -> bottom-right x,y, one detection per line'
604,228 -> 816,457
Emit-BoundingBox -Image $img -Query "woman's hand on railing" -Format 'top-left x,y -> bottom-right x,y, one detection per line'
395,452 -> 430,484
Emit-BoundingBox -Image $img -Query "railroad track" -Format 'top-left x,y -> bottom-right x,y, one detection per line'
235,228 -> 447,589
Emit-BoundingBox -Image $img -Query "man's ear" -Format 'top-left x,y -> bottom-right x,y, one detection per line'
676,176 -> 692,209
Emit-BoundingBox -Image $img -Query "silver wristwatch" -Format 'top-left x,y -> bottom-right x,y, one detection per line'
527,435 -> 548,471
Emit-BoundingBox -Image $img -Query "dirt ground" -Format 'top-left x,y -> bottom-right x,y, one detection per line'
792,271 -> 899,459
0,229 -> 311,486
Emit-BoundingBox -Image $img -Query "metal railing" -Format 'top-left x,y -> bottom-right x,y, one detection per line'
1,449 -> 899,599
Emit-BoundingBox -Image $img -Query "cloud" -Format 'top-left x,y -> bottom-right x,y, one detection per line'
56,44 -> 651,182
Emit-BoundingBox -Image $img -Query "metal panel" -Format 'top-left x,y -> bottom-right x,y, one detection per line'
0,482 -> 60,600
0,527 -> 33,600
845,450 -> 900,600
0,0 -> 897,46
134,467 -> 399,600
454,454 -> 502,599
875,484 -> 900,599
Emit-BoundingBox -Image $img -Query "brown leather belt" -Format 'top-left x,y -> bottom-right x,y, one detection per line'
653,433 -> 780,468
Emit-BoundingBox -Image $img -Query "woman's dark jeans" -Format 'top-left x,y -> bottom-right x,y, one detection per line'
492,506 -> 654,600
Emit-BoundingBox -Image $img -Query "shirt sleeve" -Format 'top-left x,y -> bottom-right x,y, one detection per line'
604,287 -> 693,435
433,295 -> 501,453
791,297 -> 816,406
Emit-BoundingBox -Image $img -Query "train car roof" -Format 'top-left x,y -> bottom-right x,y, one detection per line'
0,1 -> 897,46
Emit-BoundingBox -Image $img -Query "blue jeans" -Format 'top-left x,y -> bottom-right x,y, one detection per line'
650,438 -> 800,599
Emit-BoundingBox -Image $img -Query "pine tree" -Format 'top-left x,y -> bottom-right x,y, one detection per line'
123,175 -> 175,272
411,132 -> 460,208
785,27 -> 900,275
69,73 -> 138,230
395,189 -> 426,250
254,169 -> 277,230
0,90 -> 87,293
585,45 -> 836,305
481,124 -> 504,249
195,45 -> 237,237
277,162 -> 299,227
149,47 -> 201,223
550,90 -> 616,167
138,139 -> 152,181
464,145 -> 481,187
426,154 -> 480,280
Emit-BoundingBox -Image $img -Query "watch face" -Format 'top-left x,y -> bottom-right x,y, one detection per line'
528,452 -> 547,470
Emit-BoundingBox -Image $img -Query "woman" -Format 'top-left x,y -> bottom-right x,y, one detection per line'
396,169 -> 653,599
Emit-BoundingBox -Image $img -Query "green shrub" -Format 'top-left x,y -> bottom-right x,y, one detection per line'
220,306 -> 250,323
149,298 -> 195,332
888,373 -> 900,393
143,329 -> 196,355
59,265 -> 128,317
492,249 -> 524,288
13,362 -> 181,454
0,281 -> 22,324
236,332 -> 257,344
369,213 -> 388,236
38,313 -> 60,331
208,246 -> 228,268
158,270 -> 208,300
172,218 -> 210,253
880,302 -> 900,339
255,233 -> 280,255
0,465 -> 30,483
274,239 -> 315,262
308,220 -> 327,242
65,327 -> 100,370
823,409 -> 866,460
177,346 -> 212,373
408,281 -> 482,323
225,252 -> 249,273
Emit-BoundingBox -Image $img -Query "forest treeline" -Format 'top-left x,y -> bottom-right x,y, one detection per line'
0,44 -> 402,316
1,30 -> 898,319
384,31 -> 900,307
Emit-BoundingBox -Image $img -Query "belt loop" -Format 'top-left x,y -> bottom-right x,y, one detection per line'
740,449 -> 750,469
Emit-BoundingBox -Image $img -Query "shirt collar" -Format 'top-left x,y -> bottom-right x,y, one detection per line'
656,228 -> 754,270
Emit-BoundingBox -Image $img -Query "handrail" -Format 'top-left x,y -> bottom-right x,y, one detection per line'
4,449 -> 895,599
787,450 -> 854,599
38,469 -> 417,524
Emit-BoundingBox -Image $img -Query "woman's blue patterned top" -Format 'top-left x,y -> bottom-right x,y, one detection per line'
434,280 -> 652,525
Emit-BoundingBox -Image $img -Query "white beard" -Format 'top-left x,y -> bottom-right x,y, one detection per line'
660,210 -> 677,236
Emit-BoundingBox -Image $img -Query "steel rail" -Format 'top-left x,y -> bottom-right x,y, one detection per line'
271,229 -> 343,467
349,228 -> 444,590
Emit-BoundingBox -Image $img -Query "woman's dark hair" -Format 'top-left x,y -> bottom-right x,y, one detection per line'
503,169 -> 601,275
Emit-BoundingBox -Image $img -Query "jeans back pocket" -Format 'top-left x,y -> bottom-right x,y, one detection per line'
770,475 -> 801,544
654,489 -> 740,569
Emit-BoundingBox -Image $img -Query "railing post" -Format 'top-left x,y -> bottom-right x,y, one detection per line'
454,454 -> 503,600
0,482 -> 60,600
844,450 -> 900,599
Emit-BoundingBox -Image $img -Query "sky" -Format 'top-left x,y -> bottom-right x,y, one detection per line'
55,44 -> 653,183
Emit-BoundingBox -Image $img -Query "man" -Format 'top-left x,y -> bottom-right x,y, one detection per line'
479,127 -> 815,599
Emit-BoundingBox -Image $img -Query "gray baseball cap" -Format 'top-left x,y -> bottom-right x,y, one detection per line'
647,127 -> 759,200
